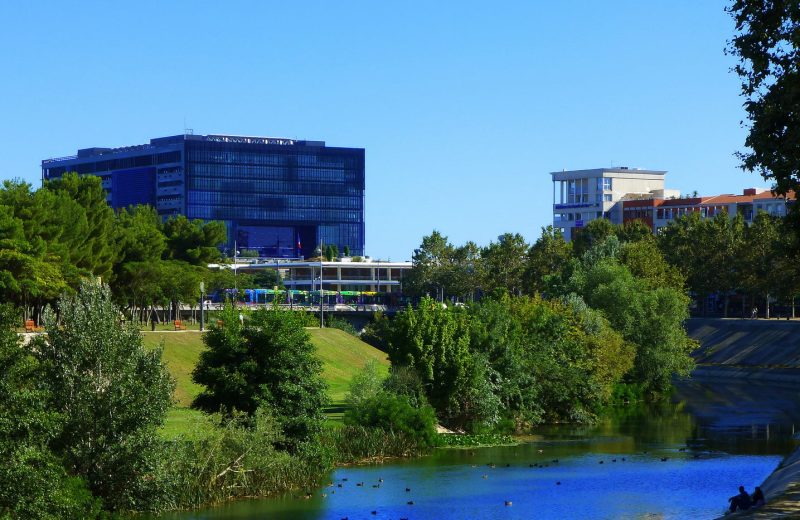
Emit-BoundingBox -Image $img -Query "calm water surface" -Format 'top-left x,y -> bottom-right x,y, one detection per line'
158,379 -> 800,520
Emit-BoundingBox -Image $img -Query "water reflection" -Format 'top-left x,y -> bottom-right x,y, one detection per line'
155,378 -> 800,520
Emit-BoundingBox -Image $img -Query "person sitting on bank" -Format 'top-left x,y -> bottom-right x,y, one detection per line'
729,485 -> 752,512
751,486 -> 765,508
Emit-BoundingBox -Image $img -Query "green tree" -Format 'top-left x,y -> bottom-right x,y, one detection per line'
192,305 -> 328,448
580,259 -> 694,394
657,212 -> 717,314
479,233 -> 529,295
616,219 -> 654,244
163,215 -> 226,265
405,231 -> 455,300
572,218 -> 616,257
0,305 -> 101,519
619,239 -> 685,292
110,205 -> 168,313
727,2 -> 800,201
386,297 -> 473,427
524,225 -> 572,295
741,211 -> 782,318
43,173 -> 116,282
35,282 -> 175,511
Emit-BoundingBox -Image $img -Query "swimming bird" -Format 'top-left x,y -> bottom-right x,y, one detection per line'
538,449 -> 544,453
372,484 -> 380,488
556,481 -> 561,485
407,501 -> 414,505
505,501 -> 513,506
552,459 -> 559,463
661,457 -> 668,462
371,511 -> 377,515
482,474 -> 488,479
599,460 -> 604,464
378,478 -> 384,482
356,482 -> 364,487
338,484 -> 343,488
406,487 -> 411,492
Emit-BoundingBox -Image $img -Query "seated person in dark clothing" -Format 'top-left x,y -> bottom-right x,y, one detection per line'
751,486 -> 765,507
729,486 -> 752,512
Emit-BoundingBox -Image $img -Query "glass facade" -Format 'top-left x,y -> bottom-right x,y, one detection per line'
41,134 -> 365,258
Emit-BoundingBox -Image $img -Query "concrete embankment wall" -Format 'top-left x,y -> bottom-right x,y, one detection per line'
691,319 -> 800,518
687,318 -> 800,377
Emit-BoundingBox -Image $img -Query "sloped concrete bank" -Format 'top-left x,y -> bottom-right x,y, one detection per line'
688,318 -> 800,385
688,319 -> 800,518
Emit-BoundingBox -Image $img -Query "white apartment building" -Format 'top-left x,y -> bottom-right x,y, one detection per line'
551,167 -> 678,241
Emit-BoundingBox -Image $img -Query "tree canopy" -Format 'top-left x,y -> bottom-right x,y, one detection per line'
727,1 -> 800,202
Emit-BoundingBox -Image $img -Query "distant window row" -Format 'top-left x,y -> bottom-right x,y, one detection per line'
187,205 -> 362,223
187,178 -> 363,196
186,191 -> 363,210
186,149 -> 359,169
188,163 -> 361,183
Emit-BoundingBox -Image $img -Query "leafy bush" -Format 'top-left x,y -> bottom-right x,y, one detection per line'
345,392 -> 437,449
346,359 -> 385,409
324,315 -> 358,336
360,312 -> 392,351
382,366 -> 428,409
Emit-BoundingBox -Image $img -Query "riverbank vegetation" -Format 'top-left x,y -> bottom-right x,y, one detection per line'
359,223 -> 695,435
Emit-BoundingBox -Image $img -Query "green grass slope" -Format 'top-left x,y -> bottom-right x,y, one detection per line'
141,327 -> 389,436
308,328 -> 389,404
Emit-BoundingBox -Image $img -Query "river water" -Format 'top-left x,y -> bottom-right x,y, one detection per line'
158,378 -> 800,520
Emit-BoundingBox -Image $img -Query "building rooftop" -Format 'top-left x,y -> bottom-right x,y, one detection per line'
43,133 -> 331,164
550,167 -> 667,176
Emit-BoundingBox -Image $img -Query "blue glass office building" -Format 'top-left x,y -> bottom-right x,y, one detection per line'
42,134 -> 365,258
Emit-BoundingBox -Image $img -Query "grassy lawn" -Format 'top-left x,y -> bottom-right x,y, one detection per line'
142,327 -> 389,437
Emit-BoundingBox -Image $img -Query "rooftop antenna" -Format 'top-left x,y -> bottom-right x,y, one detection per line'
183,116 -> 193,135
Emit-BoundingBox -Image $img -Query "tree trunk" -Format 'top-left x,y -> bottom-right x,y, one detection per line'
724,294 -> 730,318
766,293 -> 770,320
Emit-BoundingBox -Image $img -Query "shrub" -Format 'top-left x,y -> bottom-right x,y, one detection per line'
166,408 -> 321,510
346,360 -> 385,409
345,392 -> 437,448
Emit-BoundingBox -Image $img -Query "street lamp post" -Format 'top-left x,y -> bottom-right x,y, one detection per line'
320,260 -> 324,328
199,281 -> 205,332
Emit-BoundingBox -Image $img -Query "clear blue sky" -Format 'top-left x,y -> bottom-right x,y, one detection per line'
0,1 -> 759,260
